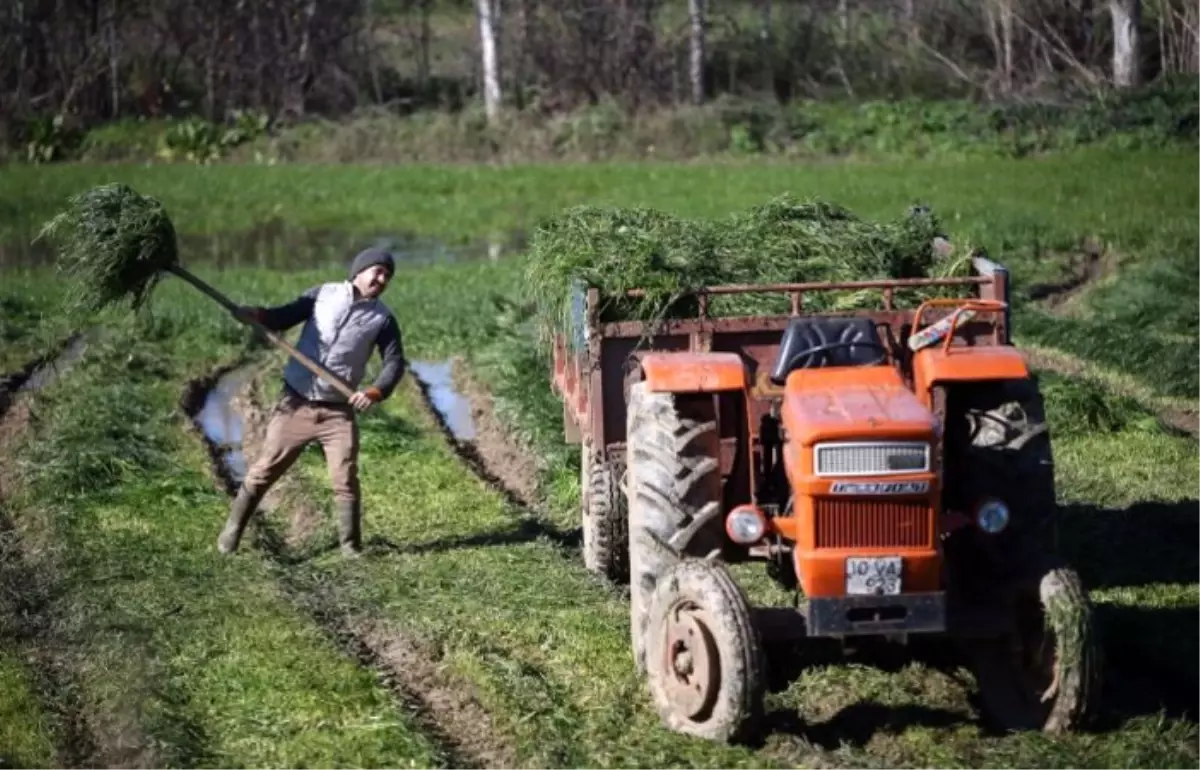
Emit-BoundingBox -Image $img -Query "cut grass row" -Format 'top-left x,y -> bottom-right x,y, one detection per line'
0,148 -> 1195,766
0,298 -> 451,768
0,252 -> 1195,767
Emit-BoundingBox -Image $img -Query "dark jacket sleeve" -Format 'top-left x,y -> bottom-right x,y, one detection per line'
367,314 -> 406,400
256,286 -> 320,331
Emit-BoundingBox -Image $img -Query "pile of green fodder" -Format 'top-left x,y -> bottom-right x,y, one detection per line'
36,182 -> 179,323
524,195 -> 973,348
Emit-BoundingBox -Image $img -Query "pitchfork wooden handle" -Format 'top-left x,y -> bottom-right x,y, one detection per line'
166,265 -> 358,400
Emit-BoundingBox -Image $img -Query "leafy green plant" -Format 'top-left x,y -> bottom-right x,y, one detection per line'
157,111 -> 271,164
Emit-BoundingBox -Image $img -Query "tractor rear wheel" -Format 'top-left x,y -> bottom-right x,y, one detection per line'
626,383 -> 724,674
952,378 -> 1101,732
646,559 -> 765,743
581,440 -> 628,583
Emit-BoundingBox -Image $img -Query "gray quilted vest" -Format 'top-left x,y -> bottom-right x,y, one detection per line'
283,281 -> 393,403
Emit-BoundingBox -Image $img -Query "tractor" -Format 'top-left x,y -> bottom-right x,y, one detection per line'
549,252 -> 1102,742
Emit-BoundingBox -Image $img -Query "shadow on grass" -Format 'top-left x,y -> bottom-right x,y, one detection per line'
366,518 -> 582,556
1055,498 -> 1199,723
269,518 -> 584,566
762,701 -> 965,749
1058,499 -> 1199,591
748,500 -> 1199,745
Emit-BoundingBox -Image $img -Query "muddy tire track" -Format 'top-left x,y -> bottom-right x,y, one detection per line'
410,355 -> 580,554
1022,346 -> 1199,437
181,362 -> 519,770
1025,237 -> 1113,314
0,348 -> 154,769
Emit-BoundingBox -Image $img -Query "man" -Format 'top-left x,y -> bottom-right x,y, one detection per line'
216,247 -> 406,557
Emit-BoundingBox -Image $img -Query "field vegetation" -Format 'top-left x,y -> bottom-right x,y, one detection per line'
2,0 -> 1196,763
0,144 -> 1196,768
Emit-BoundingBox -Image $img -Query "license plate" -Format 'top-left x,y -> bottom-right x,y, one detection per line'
845,556 -> 902,595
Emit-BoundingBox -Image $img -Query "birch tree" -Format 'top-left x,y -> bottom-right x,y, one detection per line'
688,0 -> 705,104
1110,0 -> 1141,86
476,0 -> 501,120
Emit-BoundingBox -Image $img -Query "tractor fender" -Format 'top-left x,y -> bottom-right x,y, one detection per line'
912,345 -> 1031,401
638,352 -> 746,393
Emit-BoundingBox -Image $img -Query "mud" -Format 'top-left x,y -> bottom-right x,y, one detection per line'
1026,237 -> 1115,314
409,356 -> 541,511
354,619 -> 518,769
183,361 -> 520,768
0,334 -> 87,421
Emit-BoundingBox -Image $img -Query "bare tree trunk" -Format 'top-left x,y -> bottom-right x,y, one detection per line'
838,0 -> 850,40
206,17 -> 219,120
1081,0 -> 1095,57
904,0 -> 918,48
419,0 -> 432,89
688,0 -> 705,104
760,0 -> 774,94
108,0 -> 118,117
365,0 -> 381,104
16,0 -> 28,111
514,0 -> 529,109
1110,0 -> 1141,86
1000,0 -> 1014,92
476,0 -> 501,120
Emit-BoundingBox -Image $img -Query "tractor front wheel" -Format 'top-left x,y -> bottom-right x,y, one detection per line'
646,559 -> 765,743
969,560 -> 1102,733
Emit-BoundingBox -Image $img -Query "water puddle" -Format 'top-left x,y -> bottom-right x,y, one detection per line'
409,359 -> 476,441
13,335 -> 89,393
0,221 -> 526,270
196,367 -> 254,485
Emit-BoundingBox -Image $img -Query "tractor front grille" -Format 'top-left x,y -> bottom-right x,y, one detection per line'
813,498 -> 932,549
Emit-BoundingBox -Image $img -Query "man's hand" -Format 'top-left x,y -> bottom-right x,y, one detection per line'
232,305 -> 262,325
349,390 -> 379,412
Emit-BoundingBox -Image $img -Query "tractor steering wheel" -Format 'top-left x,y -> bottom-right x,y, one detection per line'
782,338 -> 890,372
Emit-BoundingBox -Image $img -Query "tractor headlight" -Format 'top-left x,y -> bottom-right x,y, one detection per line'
976,499 -> 1010,534
725,505 -> 767,545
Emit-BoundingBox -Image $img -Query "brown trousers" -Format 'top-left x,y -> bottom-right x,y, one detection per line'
242,391 -> 360,505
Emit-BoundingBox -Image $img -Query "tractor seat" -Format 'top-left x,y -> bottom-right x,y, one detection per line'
769,317 -> 888,386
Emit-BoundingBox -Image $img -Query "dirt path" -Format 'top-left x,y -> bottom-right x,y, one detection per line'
1025,237 -> 1115,316
181,362 -> 520,770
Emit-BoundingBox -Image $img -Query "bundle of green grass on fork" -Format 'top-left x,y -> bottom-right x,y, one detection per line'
36,182 -> 357,398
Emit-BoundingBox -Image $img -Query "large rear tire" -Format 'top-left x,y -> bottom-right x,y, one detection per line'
950,378 -> 1101,732
646,559 -> 765,743
626,383 -> 724,674
581,440 -> 628,583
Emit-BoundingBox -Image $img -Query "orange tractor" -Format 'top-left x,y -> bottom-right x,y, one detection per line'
550,253 -> 1101,742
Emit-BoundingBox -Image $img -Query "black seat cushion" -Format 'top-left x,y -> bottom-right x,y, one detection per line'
769,317 -> 886,385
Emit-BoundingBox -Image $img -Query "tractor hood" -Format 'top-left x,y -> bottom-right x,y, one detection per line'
781,365 -> 937,445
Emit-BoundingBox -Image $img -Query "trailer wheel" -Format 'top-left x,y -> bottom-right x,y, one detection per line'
626,382 -> 723,673
646,559 -> 765,743
581,440 -> 628,583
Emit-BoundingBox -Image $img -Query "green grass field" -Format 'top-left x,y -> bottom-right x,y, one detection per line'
0,150 -> 1196,768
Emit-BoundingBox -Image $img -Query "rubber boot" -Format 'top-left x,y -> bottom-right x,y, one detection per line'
217,486 -> 262,554
336,499 -> 363,557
